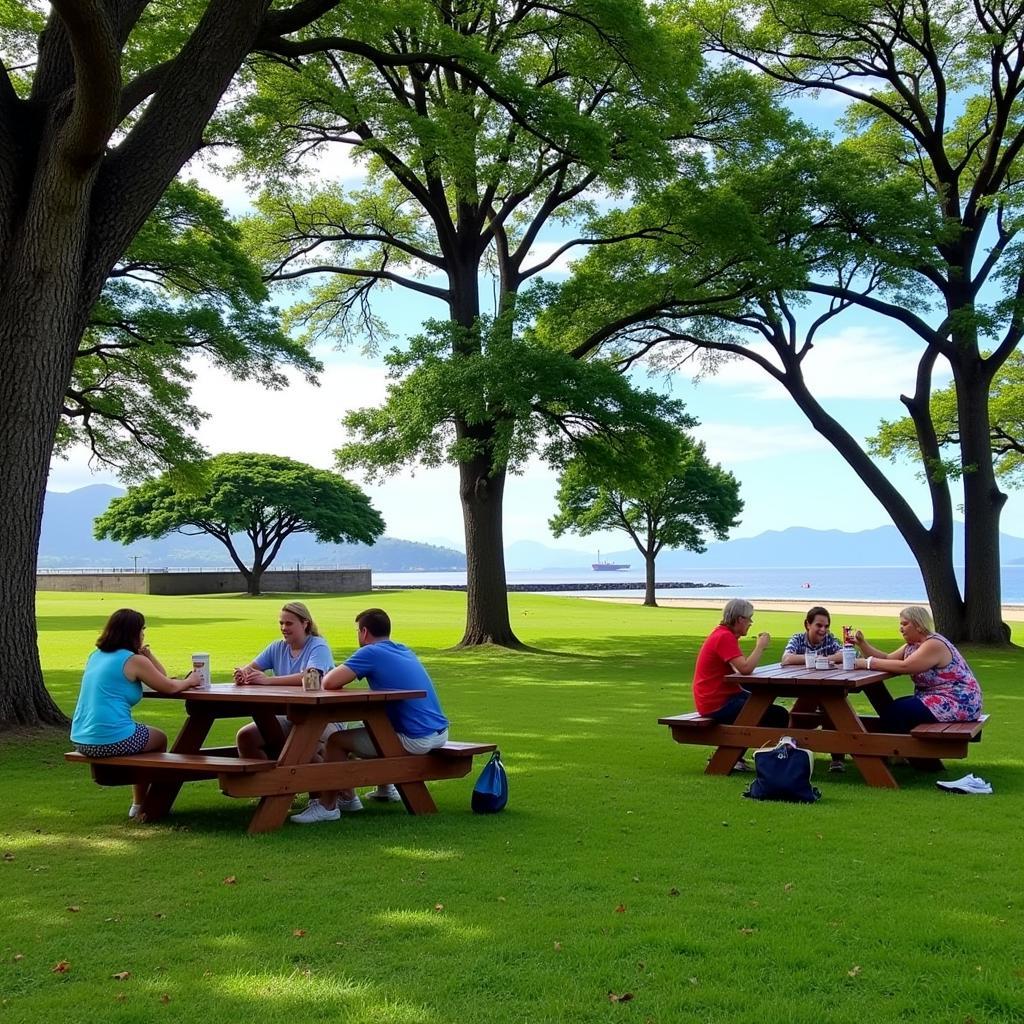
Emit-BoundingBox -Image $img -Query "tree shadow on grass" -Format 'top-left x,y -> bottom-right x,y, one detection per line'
36,613 -> 251,632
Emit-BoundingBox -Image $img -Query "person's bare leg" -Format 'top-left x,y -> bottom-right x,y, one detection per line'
235,722 -> 269,760
319,730 -> 366,809
133,726 -> 167,807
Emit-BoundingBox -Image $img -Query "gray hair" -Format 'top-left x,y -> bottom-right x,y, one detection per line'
721,599 -> 754,628
899,605 -> 934,634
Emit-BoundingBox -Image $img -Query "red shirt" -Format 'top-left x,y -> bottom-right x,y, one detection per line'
692,624 -> 743,714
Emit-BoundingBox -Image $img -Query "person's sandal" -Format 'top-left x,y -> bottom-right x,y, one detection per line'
828,759 -> 846,774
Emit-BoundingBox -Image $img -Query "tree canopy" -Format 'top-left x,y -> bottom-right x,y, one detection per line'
94,452 -> 384,595
550,433 -> 742,606
233,0 -> 708,646
542,0 -> 1024,642
58,179 -> 321,479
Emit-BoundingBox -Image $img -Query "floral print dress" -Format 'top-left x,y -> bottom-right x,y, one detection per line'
904,633 -> 983,721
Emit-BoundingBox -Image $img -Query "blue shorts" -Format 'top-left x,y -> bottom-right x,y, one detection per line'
74,723 -> 150,757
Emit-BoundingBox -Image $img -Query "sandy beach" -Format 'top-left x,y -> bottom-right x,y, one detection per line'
582,595 -> 1024,622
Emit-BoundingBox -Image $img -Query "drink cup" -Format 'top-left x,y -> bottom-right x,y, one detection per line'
804,651 -> 816,669
302,667 -> 323,691
191,652 -> 211,689
842,646 -> 856,670
814,656 -> 829,670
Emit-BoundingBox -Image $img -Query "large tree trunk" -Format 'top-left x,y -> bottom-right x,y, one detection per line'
0,255 -> 90,727
954,359 -> 1010,643
457,455 -> 521,647
643,551 -> 657,607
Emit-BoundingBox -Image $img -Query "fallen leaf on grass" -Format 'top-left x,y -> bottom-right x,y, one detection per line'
553,942 -> 562,952
160,993 -> 170,1004
115,993 -> 126,1003
608,992 -> 634,1004
668,887 -> 680,897
689,977 -> 699,985
783,883 -> 795,892
222,876 -> 237,886
614,904 -> 627,913
13,954 -> 24,962
3,852 -> 14,861
848,965 -> 862,977
67,906 -> 80,913
433,903 -> 444,912
52,961 -> 70,973
293,929 -> 306,938
739,927 -> 757,936
112,971 -> 130,981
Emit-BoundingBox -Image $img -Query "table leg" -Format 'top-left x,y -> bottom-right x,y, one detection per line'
817,695 -> 898,788
141,710 -> 216,822
705,691 -> 775,776
362,708 -> 438,814
246,712 -> 326,834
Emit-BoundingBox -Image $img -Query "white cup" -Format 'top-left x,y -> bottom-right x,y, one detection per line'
842,646 -> 856,670
191,652 -> 211,689
804,651 -> 816,669
814,656 -> 829,670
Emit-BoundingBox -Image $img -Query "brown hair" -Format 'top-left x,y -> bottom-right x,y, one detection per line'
96,608 -> 145,654
804,606 -> 831,628
355,608 -> 391,639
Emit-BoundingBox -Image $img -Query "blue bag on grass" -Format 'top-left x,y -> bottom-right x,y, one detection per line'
472,749 -> 508,813
743,737 -> 821,803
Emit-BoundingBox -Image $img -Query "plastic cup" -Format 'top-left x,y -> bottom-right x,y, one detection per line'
804,651 -> 816,669
842,646 -> 856,670
814,656 -> 829,670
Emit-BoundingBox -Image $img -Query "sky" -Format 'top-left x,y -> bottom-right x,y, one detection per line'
46,108 -> 1022,555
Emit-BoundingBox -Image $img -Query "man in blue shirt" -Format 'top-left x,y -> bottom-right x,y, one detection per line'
290,608 -> 450,824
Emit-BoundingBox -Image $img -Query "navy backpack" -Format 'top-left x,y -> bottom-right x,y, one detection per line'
743,738 -> 821,803
472,749 -> 508,813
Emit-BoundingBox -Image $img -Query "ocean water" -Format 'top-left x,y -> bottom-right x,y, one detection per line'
374,564 -> 1024,605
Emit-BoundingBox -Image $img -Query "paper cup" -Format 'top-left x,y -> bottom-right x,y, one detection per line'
842,646 -> 856,670
191,653 -> 211,689
814,657 -> 829,670
804,651 -> 816,669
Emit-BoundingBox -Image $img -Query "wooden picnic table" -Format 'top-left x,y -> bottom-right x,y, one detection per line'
660,663 -> 987,789
67,684 -> 490,833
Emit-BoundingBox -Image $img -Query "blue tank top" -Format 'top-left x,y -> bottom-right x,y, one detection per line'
70,649 -> 142,745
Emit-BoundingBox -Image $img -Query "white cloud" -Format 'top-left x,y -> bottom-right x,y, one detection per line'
693,421 -> 829,464
698,325 -> 952,401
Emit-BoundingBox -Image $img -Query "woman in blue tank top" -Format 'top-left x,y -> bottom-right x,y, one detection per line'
71,608 -> 202,818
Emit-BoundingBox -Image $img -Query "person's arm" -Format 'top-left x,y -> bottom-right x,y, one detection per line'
779,636 -> 804,666
323,665 -> 358,690
128,655 -> 201,694
728,632 -> 771,675
857,637 -> 946,675
853,630 -> 903,660
138,643 -> 167,675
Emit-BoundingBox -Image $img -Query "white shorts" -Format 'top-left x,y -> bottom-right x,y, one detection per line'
345,726 -> 448,757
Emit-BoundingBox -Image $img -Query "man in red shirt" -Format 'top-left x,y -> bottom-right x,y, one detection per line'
692,599 -> 788,769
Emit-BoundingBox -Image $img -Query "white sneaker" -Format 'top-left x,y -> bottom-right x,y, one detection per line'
290,799 -> 341,824
936,774 -> 992,795
128,803 -> 143,819
336,795 -> 364,813
367,784 -> 401,802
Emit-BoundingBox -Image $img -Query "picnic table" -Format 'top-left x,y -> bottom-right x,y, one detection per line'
66,684 -> 494,832
660,663 -> 987,789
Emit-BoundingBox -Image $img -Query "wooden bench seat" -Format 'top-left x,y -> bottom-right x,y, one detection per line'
431,741 -> 497,758
911,714 -> 988,741
65,750 -> 274,787
658,713 -> 715,730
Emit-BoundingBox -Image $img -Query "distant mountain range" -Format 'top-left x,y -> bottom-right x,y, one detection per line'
39,485 -> 1024,571
39,485 -> 466,572
505,524 -> 1024,570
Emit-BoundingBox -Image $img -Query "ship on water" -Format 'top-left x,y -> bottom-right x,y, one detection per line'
592,550 -> 630,571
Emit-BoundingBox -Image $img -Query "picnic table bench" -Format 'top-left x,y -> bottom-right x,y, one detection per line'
660,664 -> 989,788
66,684 -> 495,832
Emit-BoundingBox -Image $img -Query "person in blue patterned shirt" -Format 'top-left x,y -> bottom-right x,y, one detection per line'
781,606 -> 847,774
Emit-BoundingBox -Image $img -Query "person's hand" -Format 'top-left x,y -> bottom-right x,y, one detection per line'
140,644 -> 154,660
183,669 -> 203,689
233,666 -> 248,684
244,669 -> 269,684
854,629 -> 865,646
756,631 -> 771,646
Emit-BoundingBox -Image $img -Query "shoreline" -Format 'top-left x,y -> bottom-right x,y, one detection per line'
580,595 -> 1024,622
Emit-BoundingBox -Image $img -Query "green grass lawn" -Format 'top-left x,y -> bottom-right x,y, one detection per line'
2,591 -> 1023,1024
